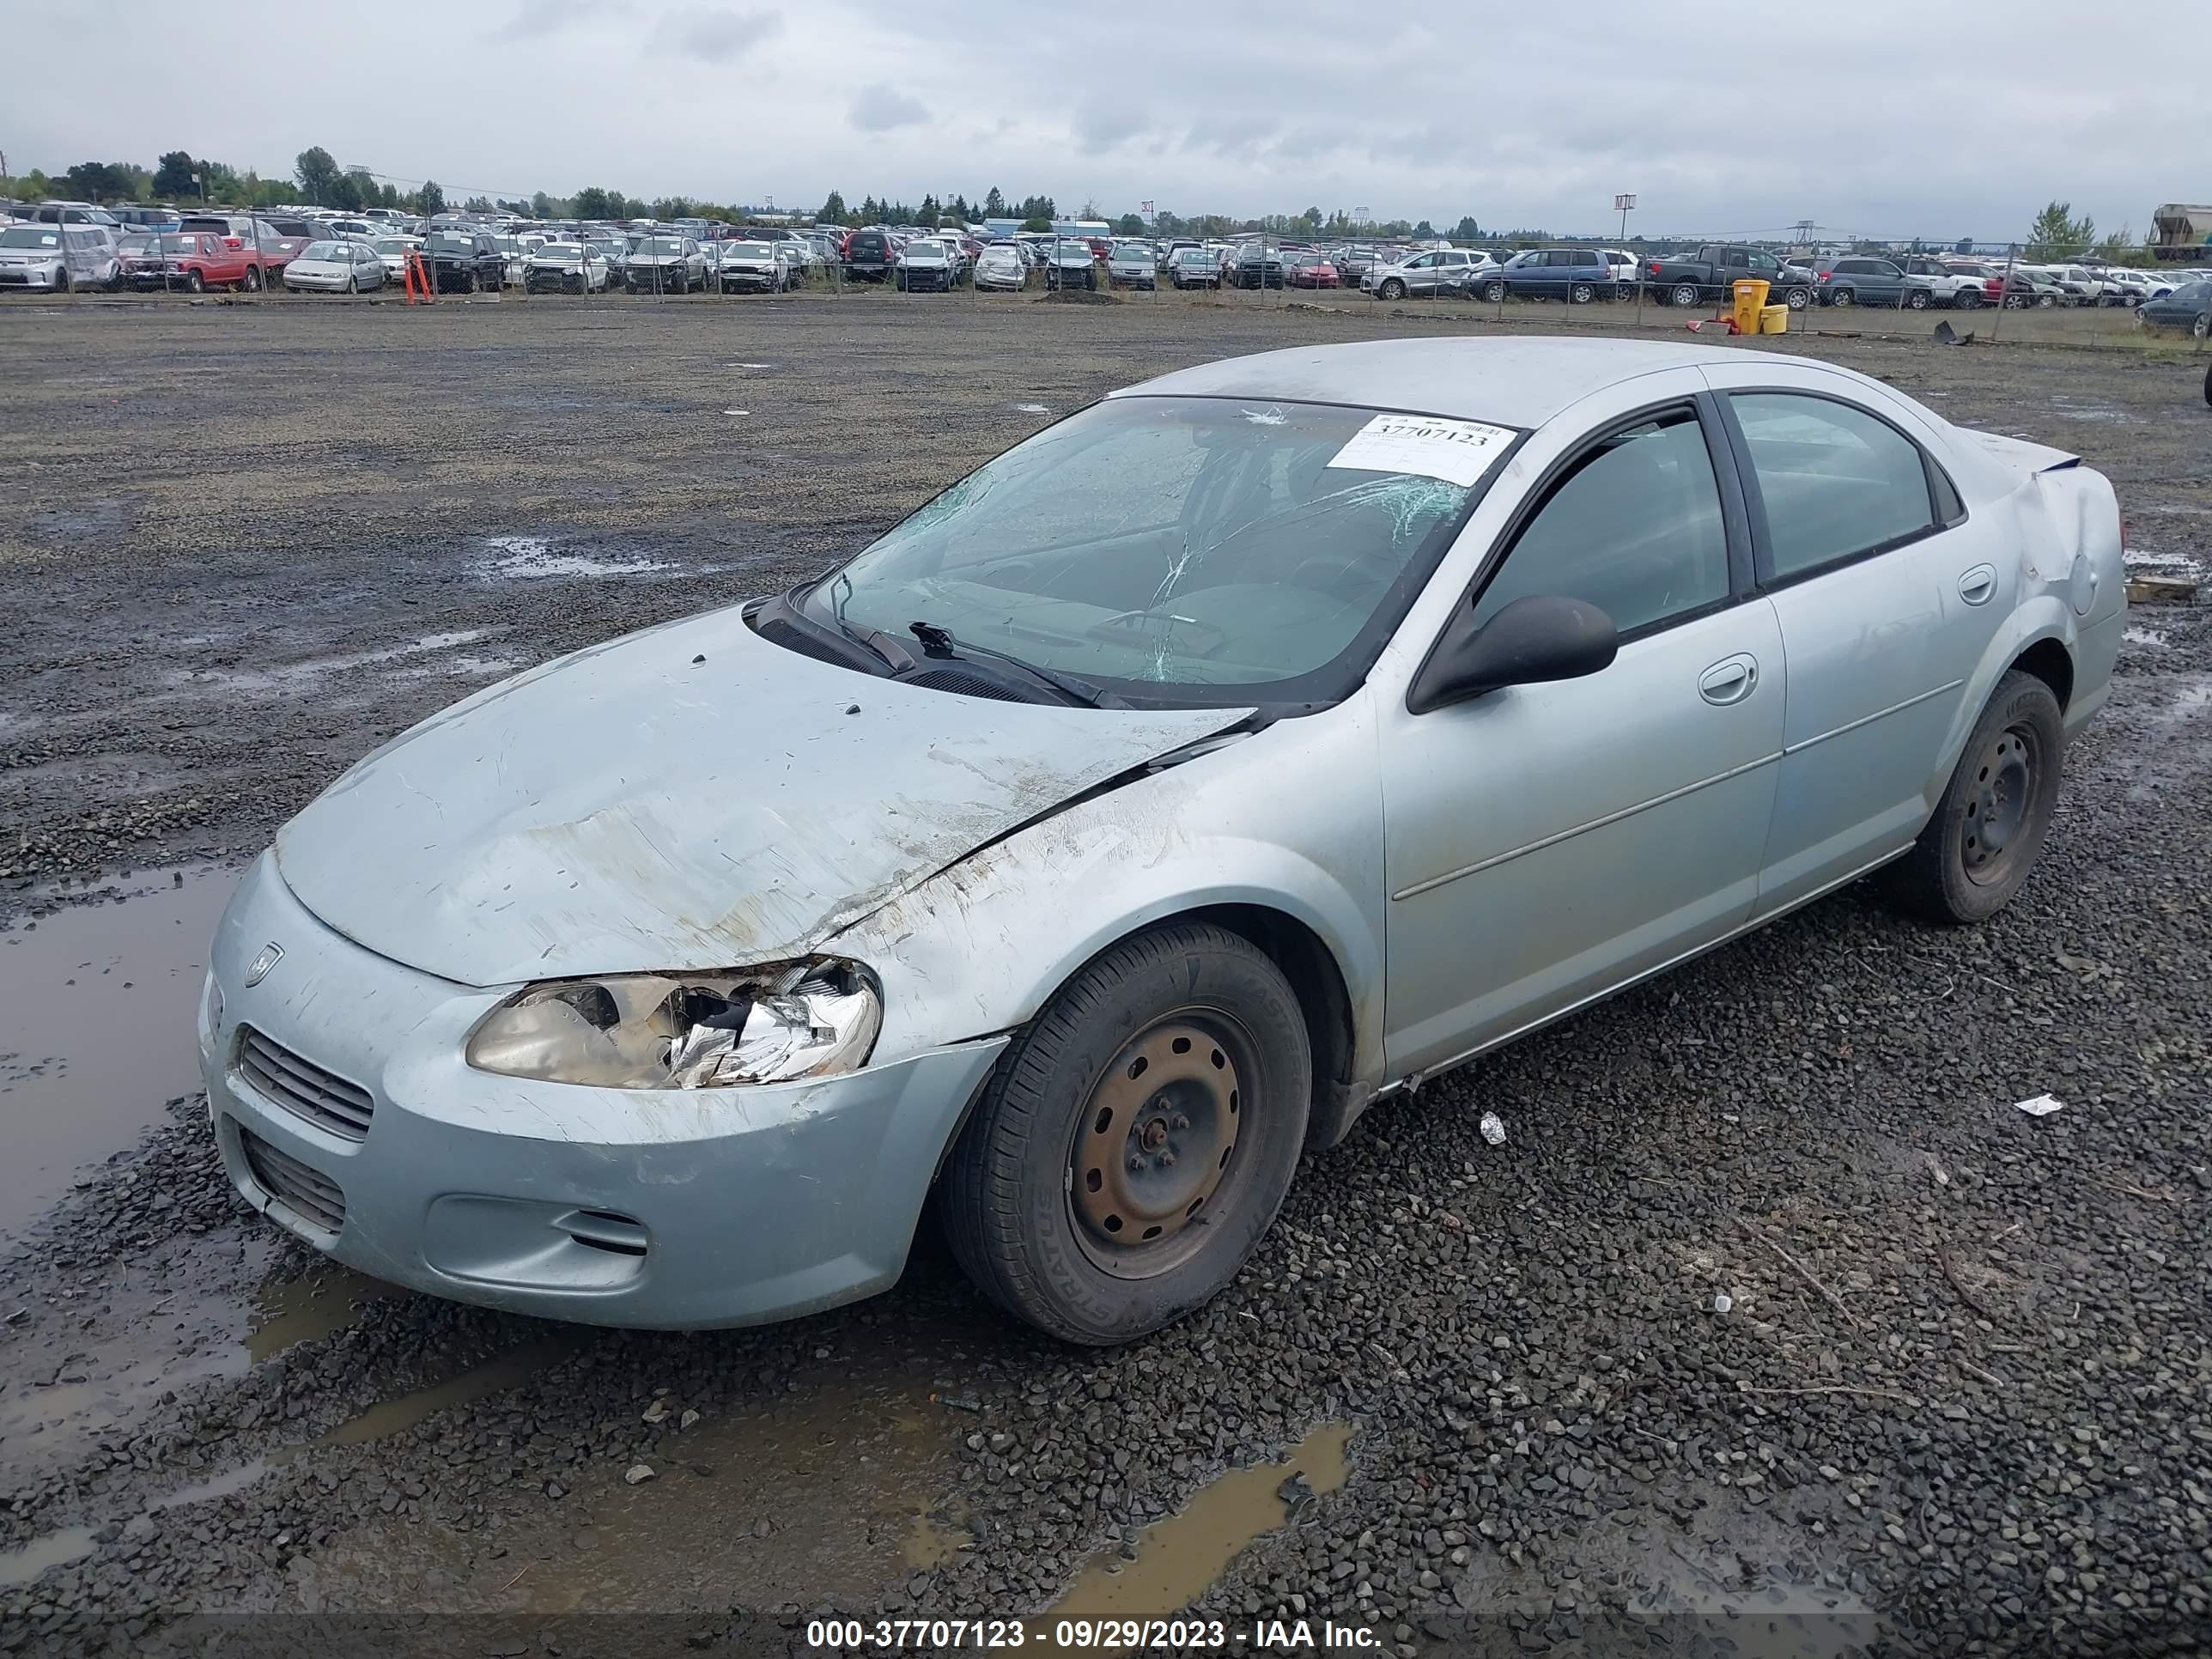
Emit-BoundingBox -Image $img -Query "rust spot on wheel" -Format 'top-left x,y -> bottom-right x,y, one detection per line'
1070,1018 -> 1241,1274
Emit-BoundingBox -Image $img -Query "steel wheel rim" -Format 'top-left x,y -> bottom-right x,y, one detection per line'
1961,722 -> 2040,886
1068,1015 -> 1249,1279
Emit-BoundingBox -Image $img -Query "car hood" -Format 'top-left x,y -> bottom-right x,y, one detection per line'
275,608 -> 1247,987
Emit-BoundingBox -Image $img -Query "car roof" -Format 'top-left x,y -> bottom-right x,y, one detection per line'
1115,337 -> 1808,428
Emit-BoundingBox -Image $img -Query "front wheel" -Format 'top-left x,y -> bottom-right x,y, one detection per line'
344,273 -> 357,295
1884,671 -> 2063,925
1378,278 -> 1406,301
185,270 -> 204,294
939,923 -> 1312,1345
1906,288 -> 1929,309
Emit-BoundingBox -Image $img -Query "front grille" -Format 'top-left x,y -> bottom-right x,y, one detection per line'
236,1026 -> 374,1140
239,1127 -> 346,1233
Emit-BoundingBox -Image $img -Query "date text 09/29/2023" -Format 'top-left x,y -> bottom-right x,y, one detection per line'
804,1617 -> 1382,1650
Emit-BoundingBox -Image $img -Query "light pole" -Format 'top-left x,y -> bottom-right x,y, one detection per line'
1617,193 -> 1640,323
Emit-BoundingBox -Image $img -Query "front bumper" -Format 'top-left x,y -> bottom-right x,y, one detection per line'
199,852 -> 1009,1329
0,267 -> 64,289
283,270 -> 348,290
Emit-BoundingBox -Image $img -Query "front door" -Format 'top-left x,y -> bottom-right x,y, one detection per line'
1382,397 -> 1784,1079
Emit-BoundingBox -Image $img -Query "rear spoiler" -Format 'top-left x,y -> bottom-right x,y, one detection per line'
1964,430 -> 2080,474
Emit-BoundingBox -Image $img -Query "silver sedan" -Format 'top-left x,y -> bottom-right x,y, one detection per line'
198,338 -> 2123,1344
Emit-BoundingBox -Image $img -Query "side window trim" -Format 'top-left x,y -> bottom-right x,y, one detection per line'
1712,387 -> 1964,591
1440,395 -> 1753,654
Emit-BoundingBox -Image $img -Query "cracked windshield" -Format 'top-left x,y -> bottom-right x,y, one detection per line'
803,397 -> 1482,693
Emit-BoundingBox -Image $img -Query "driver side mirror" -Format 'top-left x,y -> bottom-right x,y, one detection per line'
1407,594 -> 1619,714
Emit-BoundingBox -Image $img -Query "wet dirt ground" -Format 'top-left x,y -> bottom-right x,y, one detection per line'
1,295 -> 2209,1657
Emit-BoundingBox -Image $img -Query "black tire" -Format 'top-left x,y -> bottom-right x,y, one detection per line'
1885,670 -> 2064,925
343,273 -> 356,295
2036,294 -> 2056,309
2194,313 -> 2211,342
244,265 -> 262,292
1830,287 -> 1855,307
184,270 -> 203,294
1569,282 -> 1594,305
55,268 -> 72,295
1906,288 -> 1930,310
1378,278 -> 1406,301
1956,289 -> 1983,309
939,923 -> 1312,1345
1483,279 -> 1506,303
1669,282 -> 1700,307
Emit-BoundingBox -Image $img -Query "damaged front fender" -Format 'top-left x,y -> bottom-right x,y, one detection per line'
834,689 -> 1390,1097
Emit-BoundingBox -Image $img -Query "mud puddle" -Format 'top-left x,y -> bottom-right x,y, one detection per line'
298,1351 -> 962,1613
1042,1420 -> 1353,1635
313,1332 -> 592,1451
0,863 -> 237,1237
246,1263 -> 401,1363
475,536 -> 675,580
0,1526 -> 97,1589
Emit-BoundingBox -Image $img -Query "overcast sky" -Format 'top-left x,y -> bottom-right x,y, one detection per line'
10,0 -> 2194,240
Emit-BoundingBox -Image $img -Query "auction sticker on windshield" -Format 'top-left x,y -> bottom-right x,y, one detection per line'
1327,414 -> 1514,488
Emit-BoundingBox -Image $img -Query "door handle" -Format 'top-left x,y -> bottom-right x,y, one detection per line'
1698,654 -> 1759,706
1958,564 -> 1997,605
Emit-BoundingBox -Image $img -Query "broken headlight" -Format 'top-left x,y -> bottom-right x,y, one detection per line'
465,960 -> 881,1090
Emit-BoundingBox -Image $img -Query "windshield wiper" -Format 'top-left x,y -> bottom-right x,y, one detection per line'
908,621 -> 1123,708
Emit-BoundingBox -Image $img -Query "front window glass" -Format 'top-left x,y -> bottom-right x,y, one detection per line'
301,240 -> 342,259
1473,409 -> 1729,635
1731,393 -> 1934,578
801,397 -> 1498,697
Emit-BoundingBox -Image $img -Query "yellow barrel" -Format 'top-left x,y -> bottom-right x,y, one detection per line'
1731,278 -> 1771,333
1759,304 -> 1790,335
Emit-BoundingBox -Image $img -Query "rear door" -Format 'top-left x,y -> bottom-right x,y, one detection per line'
1697,367 -> 2007,912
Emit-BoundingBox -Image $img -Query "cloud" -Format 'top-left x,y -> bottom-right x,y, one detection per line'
485,0 -> 604,41
651,6 -> 781,63
850,84 -> 930,132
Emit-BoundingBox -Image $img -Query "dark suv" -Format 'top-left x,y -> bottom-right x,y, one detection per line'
423,231 -> 505,294
845,229 -> 895,283
1480,246 -> 1617,304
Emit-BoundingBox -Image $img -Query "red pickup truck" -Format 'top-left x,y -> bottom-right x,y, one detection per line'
133,231 -> 266,292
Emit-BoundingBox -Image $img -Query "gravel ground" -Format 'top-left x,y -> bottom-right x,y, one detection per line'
1,295 -> 2208,1658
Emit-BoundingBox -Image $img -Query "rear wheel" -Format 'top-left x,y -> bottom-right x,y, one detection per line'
1829,287 -> 1855,307
940,923 -> 1312,1345
244,265 -> 262,292
1784,286 -> 1811,310
2036,293 -> 2057,308
2194,313 -> 2211,341
1956,289 -> 1983,309
1570,282 -> 1595,304
1670,283 -> 1700,307
1885,670 -> 2064,925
